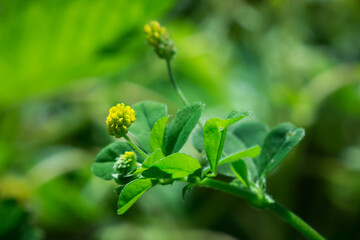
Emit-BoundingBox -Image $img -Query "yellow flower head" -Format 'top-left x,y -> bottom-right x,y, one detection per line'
106,103 -> 136,138
144,20 -> 176,59
113,151 -> 138,175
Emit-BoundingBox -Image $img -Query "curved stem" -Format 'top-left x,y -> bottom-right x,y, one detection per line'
267,201 -> 325,240
124,135 -> 148,158
197,178 -> 325,240
165,58 -> 189,106
165,58 -> 204,129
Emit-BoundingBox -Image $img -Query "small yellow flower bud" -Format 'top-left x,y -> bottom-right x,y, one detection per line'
144,20 -> 176,59
106,103 -> 136,138
113,151 -> 138,176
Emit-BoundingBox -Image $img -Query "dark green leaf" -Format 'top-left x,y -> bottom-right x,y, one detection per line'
164,103 -> 203,155
118,178 -> 154,215
142,153 -> 201,179
219,145 -> 261,166
150,116 -> 169,153
257,122 -> 305,177
231,160 -> 249,188
141,149 -> 164,169
191,127 -> 204,152
204,112 -> 249,174
91,162 -> 114,180
95,141 -> 132,163
130,101 -> 167,153
232,121 -> 269,148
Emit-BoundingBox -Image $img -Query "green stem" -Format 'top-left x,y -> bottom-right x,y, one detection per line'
197,178 -> 325,240
267,201 -> 325,240
197,178 -> 259,204
124,135 -> 148,158
165,58 -> 189,106
165,58 -> 204,129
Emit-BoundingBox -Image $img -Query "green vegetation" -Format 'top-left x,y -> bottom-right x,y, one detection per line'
1,1 -> 360,239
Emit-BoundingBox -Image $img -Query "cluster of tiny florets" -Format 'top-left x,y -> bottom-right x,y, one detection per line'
144,21 -> 176,59
113,151 -> 137,176
106,103 -> 136,138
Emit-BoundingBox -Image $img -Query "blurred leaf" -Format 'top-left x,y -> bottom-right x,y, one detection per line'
142,153 -> 201,179
231,160 -> 249,188
0,199 -> 43,240
0,0 -> 176,105
191,127 -> 204,152
232,121 -> 269,148
204,112 -> 249,174
141,149 -> 164,169
257,122 -> 305,177
150,116 -> 169,153
130,101 -> 168,153
118,178 -> 154,215
164,103 -> 203,155
182,183 -> 194,200
91,162 -> 114,181
223,132 -> 247,155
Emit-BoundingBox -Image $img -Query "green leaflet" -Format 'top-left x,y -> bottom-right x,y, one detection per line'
91,162 -> 115,181
164,103 -> 203,155
117,178 -> 154,215
130,101 -> 168,153
203,112 -> 249,174
142,153 -> 201,179
218,145 -> 261,166
95,141 -> 133,163
257,122 -> 305,177
141,149 -> 164,169
231,160 -> 249,188
150,116 -> 169,153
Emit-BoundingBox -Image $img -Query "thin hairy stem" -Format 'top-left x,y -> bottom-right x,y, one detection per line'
165,58 -> 204,129
124,135 -> 148,158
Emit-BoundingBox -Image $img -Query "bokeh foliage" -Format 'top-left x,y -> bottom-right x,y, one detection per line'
1,0 -> 360,239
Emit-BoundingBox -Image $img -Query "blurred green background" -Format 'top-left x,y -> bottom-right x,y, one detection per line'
1,0 -> 360,239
